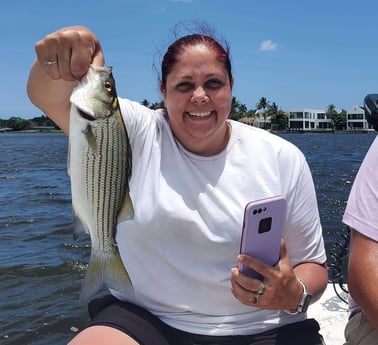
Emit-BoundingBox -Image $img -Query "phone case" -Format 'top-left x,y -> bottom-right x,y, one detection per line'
239,195 -> 286,279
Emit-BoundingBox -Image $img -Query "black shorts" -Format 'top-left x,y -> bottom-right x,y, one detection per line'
87,295 -> 325,345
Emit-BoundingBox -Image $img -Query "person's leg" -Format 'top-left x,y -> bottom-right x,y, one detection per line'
275,319 -> 325,345
165,319 -> 325,345
344,312 -> 378,345
67,296 -> 170,345
68,325 -> 139,345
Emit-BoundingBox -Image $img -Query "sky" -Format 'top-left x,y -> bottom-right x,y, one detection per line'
2,0 -> 378,119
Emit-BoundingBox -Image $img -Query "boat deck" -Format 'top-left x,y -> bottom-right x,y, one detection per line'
308,283 -> 349,344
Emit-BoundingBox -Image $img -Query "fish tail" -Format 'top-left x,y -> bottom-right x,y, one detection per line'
79,249 -> 134,305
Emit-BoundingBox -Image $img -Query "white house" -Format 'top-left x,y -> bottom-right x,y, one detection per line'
286,108 -> 333,131
346,106 -> 370,130
254,110 -> 271,129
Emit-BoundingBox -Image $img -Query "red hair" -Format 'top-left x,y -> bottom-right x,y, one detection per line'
160,33 -> 232,90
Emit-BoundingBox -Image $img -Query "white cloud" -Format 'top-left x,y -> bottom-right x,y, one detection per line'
259,40 -> 278,51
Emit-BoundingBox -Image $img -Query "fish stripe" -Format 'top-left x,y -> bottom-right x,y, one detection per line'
81,115 -> 129,252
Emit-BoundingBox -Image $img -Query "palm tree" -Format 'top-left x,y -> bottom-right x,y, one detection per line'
256,97 -> 270,128
267,102 -> 278,124
326,104 -> 338,129
141,99 -> 150,107
230,96 -> 248,121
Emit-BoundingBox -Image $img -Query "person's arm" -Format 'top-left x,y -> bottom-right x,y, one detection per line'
293,261 -> 328,304
27,62 -> 76,134
27,26 -> 104,134
348,228 -> 378,330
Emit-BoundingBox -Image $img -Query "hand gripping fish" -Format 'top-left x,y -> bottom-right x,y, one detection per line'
68,64 -> 134,304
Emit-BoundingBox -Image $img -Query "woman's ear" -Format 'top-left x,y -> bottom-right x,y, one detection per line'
160,83 -> 166,95
159,83 -> 167,109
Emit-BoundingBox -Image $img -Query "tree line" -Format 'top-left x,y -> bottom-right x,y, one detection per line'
0,115 -> 58,131
0,97 -> 347,131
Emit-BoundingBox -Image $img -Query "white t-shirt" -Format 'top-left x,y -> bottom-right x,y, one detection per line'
112,99 -> 327,335
343,135 -> 378,316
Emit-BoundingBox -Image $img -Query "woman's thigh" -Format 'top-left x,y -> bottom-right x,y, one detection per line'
67,325 -> 140,345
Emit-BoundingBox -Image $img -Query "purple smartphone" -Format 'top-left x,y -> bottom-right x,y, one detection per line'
239,195 -> 286,279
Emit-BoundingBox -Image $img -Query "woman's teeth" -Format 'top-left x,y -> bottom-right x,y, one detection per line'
188,111 -> 212,118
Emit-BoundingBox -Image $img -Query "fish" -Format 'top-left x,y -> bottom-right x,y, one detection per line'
68,64 -> 134,304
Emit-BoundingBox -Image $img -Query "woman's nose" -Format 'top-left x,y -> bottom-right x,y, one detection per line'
191,87 -> 209,104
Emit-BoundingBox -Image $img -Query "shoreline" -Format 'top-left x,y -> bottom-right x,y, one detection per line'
0,129 -> 63,133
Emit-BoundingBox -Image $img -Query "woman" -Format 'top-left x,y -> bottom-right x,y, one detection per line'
27,25 -> 328,345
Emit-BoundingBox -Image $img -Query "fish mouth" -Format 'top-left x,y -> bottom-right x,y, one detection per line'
77,107 -> 95,121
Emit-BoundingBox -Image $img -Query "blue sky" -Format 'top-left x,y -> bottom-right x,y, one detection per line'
2,0 -> 378,119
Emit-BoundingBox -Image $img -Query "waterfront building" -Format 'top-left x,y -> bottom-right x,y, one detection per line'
346,106 -> 370,130
286,109 -> 333,131
255,109 -> 271,129
241,106 -> 373,132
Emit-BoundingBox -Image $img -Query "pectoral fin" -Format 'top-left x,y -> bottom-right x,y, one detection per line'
82,125 -> 98,153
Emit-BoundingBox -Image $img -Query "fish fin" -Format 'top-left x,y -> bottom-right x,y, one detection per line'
82,125 -> 98,153
72,210 -> 90,240
79,248 -> 134,305
117,192 -> 134,223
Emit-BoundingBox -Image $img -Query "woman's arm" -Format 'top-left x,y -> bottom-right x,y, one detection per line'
293,261 -> 328,304
27,26 -> 104,134
348,228 -> 378,330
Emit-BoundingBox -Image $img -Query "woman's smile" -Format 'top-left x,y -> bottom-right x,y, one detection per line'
187,111 -> 213,118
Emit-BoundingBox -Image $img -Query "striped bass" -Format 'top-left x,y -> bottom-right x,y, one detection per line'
68,64 -> 134,304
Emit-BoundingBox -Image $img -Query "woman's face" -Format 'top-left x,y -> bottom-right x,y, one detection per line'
161,44 -> 232,156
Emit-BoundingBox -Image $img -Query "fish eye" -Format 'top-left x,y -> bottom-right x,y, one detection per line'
104,81 -> 113,92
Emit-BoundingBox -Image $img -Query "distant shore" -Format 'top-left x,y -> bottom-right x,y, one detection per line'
0,129 -> 63,133
1,127 -> 376,135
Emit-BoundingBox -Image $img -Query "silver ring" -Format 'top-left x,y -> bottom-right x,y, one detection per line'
44,60 -> 57,65
257,282 -> 265,296
252,292 -> 259,304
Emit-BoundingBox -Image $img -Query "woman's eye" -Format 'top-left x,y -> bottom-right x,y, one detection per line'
176,82 -> 194,92
205,79 -> 223,89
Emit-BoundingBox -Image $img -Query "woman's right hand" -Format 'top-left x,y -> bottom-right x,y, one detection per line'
27,26 -> 104,134
35,25 -> 104,81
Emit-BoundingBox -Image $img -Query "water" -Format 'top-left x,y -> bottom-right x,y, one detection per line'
0,133 -> 88,345
0,131 -> 376,345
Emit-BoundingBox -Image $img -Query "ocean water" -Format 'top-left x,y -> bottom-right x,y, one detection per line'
0,131 -> 376,345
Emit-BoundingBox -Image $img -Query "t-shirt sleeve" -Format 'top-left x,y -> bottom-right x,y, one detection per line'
343,136 -> 378,241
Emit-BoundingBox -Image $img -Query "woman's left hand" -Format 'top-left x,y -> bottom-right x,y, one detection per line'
230,239 -> 302,310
